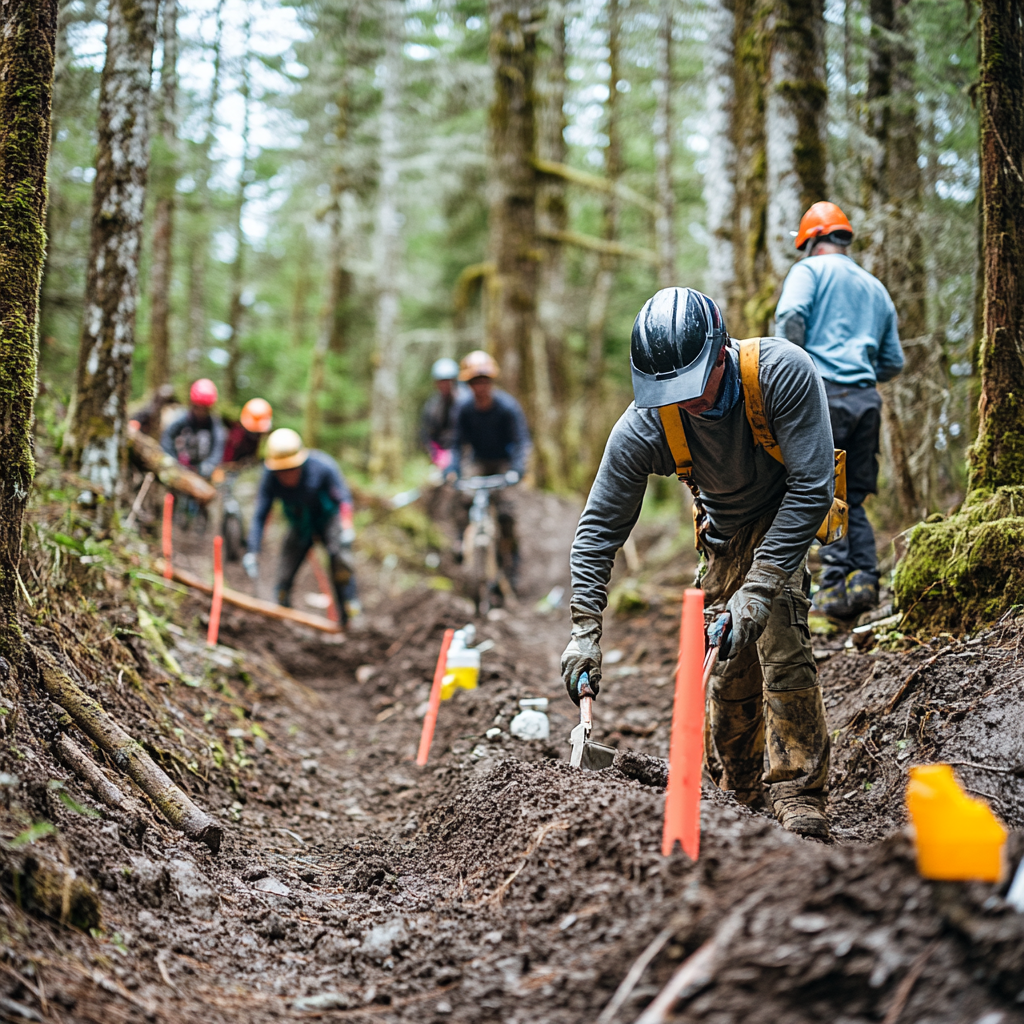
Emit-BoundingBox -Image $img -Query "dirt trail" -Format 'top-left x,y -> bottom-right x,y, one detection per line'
2,487 -> 1024,1024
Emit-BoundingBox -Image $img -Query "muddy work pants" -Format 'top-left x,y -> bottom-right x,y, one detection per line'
700,516 -> 830,810
276,516 -> 357,617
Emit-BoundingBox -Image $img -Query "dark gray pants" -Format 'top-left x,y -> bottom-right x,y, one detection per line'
820,382 -> 883,588
276,516 -> 357,615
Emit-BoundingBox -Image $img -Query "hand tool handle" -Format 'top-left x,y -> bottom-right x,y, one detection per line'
578,671 -> 594,727
702,612 -> 731,686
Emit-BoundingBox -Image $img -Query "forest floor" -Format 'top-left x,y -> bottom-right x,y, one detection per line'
2,480 -> 1024,1024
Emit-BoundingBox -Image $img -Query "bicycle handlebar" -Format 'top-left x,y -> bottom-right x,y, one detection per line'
455,474 -> 509,493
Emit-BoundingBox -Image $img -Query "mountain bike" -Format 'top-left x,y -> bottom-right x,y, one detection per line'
216,469 -> 246,563
456,474 -> 513,615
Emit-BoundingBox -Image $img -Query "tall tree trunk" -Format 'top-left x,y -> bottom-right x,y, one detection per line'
764,0 -> 827,296
703,0 -> 737,313
0,0 -> 58,672
487,0 -> 540,401
368,0 -> 404,479
185,0 -> 226,379
306,3 -> 359,449
654,0 -> 676,289
146,0 -> 178,393
533,0 -> 568,489
224,20 -> 252,406
970,0 -> 1024,491
863,0 -> 931,518
67,0 -> 160,511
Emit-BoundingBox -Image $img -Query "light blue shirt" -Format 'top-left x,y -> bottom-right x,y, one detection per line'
775,253 -> 904,386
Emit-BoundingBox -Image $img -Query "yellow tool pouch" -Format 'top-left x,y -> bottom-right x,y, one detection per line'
658,338 -> 848,547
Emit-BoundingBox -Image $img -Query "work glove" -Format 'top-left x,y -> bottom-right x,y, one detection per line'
504,470 -> 520,486
242,552 -> 259,580
341,527 -> 356,546
561,606 -> 602,706
718,559 -> 788,660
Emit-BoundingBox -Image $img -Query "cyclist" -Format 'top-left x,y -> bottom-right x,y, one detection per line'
449,350 -> 531,591
161,378 -> 226,481
242,428 -> 360,623
420,357 -> 471,471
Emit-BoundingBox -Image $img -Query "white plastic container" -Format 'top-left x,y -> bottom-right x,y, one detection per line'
441,630 -> 480,700
510,698 -> 550,740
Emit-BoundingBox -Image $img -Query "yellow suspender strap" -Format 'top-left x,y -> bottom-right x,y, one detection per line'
739,338 -> 784,465
657,405 -> 693,481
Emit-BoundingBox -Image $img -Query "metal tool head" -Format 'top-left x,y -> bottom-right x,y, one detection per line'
581,740 -> 616,771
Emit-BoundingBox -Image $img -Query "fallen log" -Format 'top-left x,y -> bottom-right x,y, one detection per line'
37,656 -> 223,853
128,424 -> 217,505
54,732 -> 143,818
161,561 -> 342,635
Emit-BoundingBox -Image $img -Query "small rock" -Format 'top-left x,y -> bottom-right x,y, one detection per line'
241,865 -> 268,882
261,912 -> 288,940
483,930 -> 503,945
355,665 -> 377,684
253,876 -> 291,896
361,918 -> 406,959
168,859 -> 217,914
301,759 -> 319,775
435,1000 -> 452,1014
253,737 -> 268,755
789,913 -> 829,934
293,992 -> 352,1011
558,914 -> 577,931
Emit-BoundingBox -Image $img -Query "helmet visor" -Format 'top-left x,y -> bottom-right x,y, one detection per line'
631,330 -> 719,408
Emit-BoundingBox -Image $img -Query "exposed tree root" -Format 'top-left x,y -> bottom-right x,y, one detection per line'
54,732 -> 146,824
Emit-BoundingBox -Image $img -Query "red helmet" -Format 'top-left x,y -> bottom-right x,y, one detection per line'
190,378 -> 218,406
794,201 -> 854,251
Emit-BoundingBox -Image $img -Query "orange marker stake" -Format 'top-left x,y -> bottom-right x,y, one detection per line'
162,493 -> 174,579
207,535 -> 224,647
663,587 -> 706,859
416,628 -> 456,766
307,551 -> 339,622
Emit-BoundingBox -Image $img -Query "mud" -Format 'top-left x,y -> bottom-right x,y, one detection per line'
1,485 -> 1023,1024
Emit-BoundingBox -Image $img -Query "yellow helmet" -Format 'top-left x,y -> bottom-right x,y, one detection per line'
264,428 -> 308,471
458,350 -> 500,381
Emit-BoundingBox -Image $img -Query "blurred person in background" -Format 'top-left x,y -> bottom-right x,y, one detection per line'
243,428 -> 360,624
775,202 -> 904,619
161,378 -> 226,481
449,350 -> 531,591
420,357 -> 471,472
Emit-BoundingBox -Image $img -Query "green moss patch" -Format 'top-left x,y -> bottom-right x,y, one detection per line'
894,486 -> 1024,634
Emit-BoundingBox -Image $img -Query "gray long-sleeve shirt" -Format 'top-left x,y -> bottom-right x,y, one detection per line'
570,338 -> 835,615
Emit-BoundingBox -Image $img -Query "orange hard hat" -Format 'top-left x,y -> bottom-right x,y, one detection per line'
240,397 -> 273,434
794,201 -> 854,250
458,350 -> 500,381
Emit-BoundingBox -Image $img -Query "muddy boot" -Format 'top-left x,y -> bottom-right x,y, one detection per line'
774,795 -> 830,840
811,579 -> 850,618
845,570 -> 879,616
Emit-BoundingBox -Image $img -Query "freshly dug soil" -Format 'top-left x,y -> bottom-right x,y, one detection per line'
2,486 -> 1023,1024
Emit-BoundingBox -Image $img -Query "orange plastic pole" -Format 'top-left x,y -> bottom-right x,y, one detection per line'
663,587 -> 705,859
307,551 -> 339,622
416,629 -> 455,766
162,493 -> 174,579
207,535 -> 224,647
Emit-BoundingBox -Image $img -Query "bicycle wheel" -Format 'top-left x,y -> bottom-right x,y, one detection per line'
222,512 -> 245,562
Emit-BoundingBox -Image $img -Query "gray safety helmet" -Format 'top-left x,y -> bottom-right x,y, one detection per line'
431,357 -> 460,381
630,288 -> 727,408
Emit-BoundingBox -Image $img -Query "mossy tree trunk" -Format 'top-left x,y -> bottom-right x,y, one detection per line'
146,0 -> 178,394
224,17 -> 252,407
970,0 -> 1024,491
184,0 -> 226,379
894,0 -> 1024,633
532,0 -> 569,489
0,0 -> 58,673
862,0 -> 936,519
487,0 -> 540,400
654,0 -> 676,289
764,0 -> 827,300
368,0 -> 404,479
67,0 -> 159,511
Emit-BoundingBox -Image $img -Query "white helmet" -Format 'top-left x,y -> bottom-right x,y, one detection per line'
431,357 -> 460,381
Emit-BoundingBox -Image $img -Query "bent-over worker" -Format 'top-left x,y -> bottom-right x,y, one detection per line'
243,428 -> 360,624
775,202 -> 905,618
562,288 -> 836,839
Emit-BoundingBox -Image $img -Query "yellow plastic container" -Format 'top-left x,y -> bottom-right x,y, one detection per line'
439,647 -> 480,701
905,764 -> 1007,882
